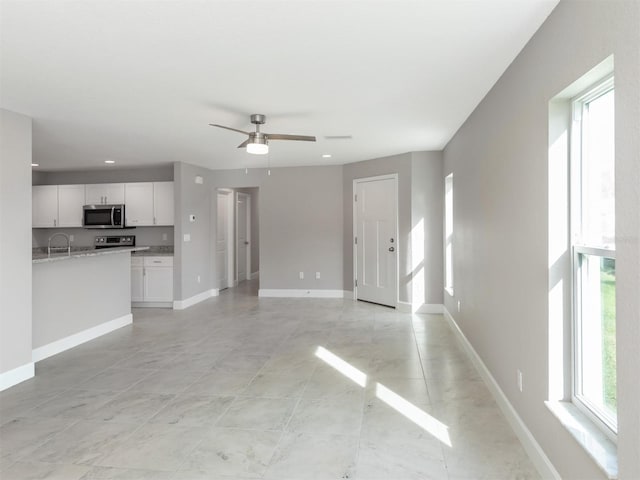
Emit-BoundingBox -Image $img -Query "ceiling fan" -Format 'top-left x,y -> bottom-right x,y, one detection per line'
209,114 -> 316,155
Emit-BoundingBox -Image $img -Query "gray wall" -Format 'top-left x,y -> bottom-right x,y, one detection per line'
32,253 -> 131,349
32,227 -> 174,249
236,187 -> 260,275
174,162 -> 344,300
411,151 -> 444,306
0,109 -> 33,377
32,165 -> 173,185
442,1 -> 639,478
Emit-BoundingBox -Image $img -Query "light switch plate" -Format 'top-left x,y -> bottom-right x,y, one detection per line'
184,234 -> 191,242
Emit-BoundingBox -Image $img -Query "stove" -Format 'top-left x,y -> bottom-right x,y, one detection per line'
94,235 -> 135,249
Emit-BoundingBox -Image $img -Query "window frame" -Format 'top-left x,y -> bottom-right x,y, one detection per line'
444,173 -> 454,296
570,75 -> 617,440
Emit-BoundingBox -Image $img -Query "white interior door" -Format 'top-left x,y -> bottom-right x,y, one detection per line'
217,191 -> 230,290
236,193 -> 250,283
355,176 -> 397,307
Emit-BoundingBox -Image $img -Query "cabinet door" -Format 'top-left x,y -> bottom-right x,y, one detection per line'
85,184 -> 106,205
57,185 -> 85,227
125,183 -> 154,226
32,185 -> 58,228
131,265 -> 145,302
144,266 -> 174,302
153,182 -> 174,226
85,183 -> 125,205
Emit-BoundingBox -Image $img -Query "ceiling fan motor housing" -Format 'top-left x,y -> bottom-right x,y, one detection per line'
249,132 -> 267,144
250,114 -> 266,125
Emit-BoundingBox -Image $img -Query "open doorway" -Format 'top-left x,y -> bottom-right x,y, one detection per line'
215,186 -> 260,294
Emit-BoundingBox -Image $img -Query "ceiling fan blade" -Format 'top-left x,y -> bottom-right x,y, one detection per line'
265,133 -> 316,142
209,124 -> 250,135
237,139 -> 249,148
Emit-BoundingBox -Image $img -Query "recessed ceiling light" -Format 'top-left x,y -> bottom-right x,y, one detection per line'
31,163 -> 39,167
322,154 -> 332,158
104,160 -> 115,164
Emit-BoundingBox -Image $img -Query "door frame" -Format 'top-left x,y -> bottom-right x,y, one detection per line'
352,173 -> 399,306
235,191 -> 251,283
216,188 -> 235,289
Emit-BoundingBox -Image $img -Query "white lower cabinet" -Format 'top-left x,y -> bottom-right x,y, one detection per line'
131,256 -> 173,306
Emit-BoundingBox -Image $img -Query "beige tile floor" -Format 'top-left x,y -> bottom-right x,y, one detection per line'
0,279 -> 539,479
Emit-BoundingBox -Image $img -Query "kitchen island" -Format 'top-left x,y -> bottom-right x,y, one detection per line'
32,246 -> 148,361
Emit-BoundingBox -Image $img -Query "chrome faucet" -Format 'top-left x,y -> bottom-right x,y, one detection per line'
48,232 -> 71,257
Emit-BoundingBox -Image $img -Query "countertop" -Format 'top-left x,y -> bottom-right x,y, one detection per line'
131,246 -> 174,256
33,246 -> 150,264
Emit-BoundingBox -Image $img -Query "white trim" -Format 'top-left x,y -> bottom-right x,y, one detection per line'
258,289 -> 348,298
236,192 -> 251,283
442,308 -> 561,480
249,271 -> 260,280
32,314 -> 133,363
132,302 -> 173,308
397,301 -> 444,314
0,362 -> 35,391
173,288 -> 219,310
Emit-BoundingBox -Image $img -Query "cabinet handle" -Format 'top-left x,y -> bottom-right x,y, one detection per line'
143,267 -> 146,276
153,217 -> 156,225
54,218 -> 56,227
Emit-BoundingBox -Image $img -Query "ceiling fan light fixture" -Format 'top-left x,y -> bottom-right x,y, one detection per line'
247,142 -> 269,155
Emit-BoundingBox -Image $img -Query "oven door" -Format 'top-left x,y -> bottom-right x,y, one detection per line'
83,205 -> 124,228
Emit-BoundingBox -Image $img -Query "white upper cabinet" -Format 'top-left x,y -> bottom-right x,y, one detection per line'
32,181 -> 173,228
153,182 -> 174,226
85,183 -> 125,205
57,185 -> 86,227
125,182 -> 154,226
32,185 -> 58,228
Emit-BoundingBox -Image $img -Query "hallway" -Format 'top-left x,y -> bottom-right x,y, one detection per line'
0,284 -> 538,479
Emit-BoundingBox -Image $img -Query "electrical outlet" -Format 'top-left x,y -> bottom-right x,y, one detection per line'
299,272 -> 304,280
162,233 -> 167,241
316,272 -> 320,279
457,300 -> 461,313
183,234 -> 191,242
517,369 -> 523,392
69,234 -> 74,242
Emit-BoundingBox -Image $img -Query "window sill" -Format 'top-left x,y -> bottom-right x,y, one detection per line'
545,401 -> 617,479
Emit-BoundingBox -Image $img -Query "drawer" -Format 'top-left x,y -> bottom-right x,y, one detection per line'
144,256 -> 173,267
131,257 -> 144,267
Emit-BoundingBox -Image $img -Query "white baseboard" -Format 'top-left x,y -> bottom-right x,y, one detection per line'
0,362 -> 35,392
397,302 -> 444,314
442,308 -> 560,480
32,313 -> 133,363
173,289 -> 219,310
132,302 -> 173,308
258,289 -> 348,298
249,271 -> 260,280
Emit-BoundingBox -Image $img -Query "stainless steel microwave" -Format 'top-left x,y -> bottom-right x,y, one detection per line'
82,204 -> 126,229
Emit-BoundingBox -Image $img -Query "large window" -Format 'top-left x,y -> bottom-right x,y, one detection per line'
444,173 -> 453,295
571,77 -> 616,435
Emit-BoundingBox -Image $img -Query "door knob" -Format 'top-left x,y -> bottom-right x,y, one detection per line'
388,246 -> 395,252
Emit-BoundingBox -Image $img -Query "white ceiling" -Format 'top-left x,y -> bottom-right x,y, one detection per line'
0,0 -> 558,171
